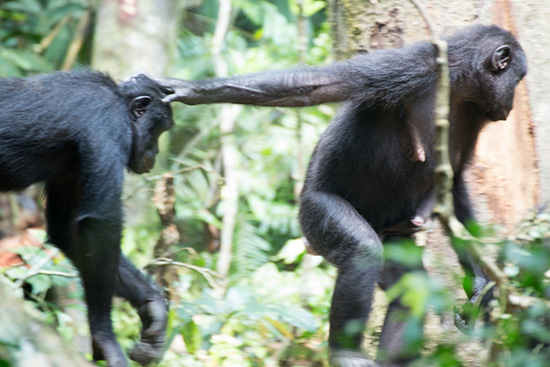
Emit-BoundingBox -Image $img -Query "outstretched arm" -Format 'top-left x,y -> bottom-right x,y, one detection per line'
157,68 -> 350,106
155,41 -> 437,107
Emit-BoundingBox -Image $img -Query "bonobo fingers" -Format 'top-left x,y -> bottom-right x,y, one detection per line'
330,350 -> 381,367
129,297 -> 169,365
156,78 -> 192,103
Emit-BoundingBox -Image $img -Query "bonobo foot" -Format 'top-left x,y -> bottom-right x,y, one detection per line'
453,302 -> 480,335
129,297 -> 169,365
454,281 -> 495,335
330,350 -> 381,367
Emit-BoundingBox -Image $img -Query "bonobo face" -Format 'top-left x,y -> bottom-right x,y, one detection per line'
448,26 -> 527,122
477,35 -> 527,122
119,74 -> 174,174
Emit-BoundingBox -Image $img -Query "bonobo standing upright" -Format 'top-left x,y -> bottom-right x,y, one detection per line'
158,25 -> 527,366
0,70 -> 174,367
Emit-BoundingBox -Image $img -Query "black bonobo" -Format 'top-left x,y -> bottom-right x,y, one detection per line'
157,25 -> 527,366
0,69 -> 174,367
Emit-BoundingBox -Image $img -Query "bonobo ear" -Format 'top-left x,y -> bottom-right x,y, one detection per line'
130,96 -> 152,120
491,45 -> 511,71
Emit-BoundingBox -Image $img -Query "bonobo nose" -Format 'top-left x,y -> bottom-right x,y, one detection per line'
487,106 -> 511,121
498,106 -> 510,120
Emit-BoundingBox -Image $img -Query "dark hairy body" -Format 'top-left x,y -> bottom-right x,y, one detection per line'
0,70 -> 174,367
158,25 -> 527,366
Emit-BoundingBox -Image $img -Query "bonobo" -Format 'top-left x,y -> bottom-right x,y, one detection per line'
0,69 -> 174,367
158,25 -> 527,366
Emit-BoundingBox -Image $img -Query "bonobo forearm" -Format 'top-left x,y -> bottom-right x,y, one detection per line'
159,67 -> 350,106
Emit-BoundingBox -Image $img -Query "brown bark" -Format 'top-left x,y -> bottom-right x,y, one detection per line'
509,1 -> 550,205
470,0 -> 538,231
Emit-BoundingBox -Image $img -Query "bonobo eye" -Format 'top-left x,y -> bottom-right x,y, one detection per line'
130,96 -> 152,120
491,45 -> 511,71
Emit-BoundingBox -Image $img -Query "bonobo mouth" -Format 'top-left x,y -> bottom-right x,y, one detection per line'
130,154 -> 156,174
486,106 -> 511,121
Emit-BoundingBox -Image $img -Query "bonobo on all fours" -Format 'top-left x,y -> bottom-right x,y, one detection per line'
0,69 -> 174,367
158,25 -> 527,366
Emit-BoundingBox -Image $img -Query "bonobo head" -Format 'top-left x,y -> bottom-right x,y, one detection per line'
118,73 -> 174,174
447,25 -> 527,121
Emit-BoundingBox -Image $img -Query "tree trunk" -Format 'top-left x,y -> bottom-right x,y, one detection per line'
472,0 -> 538,230
212,0 -> 243,280
508,0 -> 550,204
326,1 -> 539,361
327,0 -> 538,232
92,0 -> 182,79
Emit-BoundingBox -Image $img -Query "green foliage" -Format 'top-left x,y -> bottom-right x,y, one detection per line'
4,1 -> 550,366
156,261 -> 325,366
0,0 -> 89,76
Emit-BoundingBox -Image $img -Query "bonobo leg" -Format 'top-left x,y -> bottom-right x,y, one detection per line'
116,255 -> 168,365
377,238 -> 426,366
78,217 -> 127,366
452,176 -> 492,333
46,182 -> 127,367
299,192 -> 384,367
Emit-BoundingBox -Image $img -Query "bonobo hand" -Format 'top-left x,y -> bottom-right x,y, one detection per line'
129,296 -> 168,365
156,78 -> 193,104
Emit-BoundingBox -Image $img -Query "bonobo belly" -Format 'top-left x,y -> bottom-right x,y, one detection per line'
0,148 -> 78,191
335,159 -> 435,233
355,186 -> 432,232
309,105 -> 436,233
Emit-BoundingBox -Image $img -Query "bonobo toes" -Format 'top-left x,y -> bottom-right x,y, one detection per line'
129,297 -> 168,365
330,350 -> 381,367
454,304 -> 474,334
454,284 -> 494,335
454,301 -> 485,335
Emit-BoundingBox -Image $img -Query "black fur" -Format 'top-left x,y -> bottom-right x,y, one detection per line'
158,25 -> 527,366
0,69 -> 174,367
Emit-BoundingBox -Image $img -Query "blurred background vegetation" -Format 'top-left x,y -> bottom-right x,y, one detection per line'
0,1 -> 549,367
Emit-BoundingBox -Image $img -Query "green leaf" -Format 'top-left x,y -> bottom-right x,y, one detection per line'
268,304 -> 317,332
180,319 -> 202,355
26,274 -> 52,294
263,316 -> 293,339
274,238 -> 305,264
